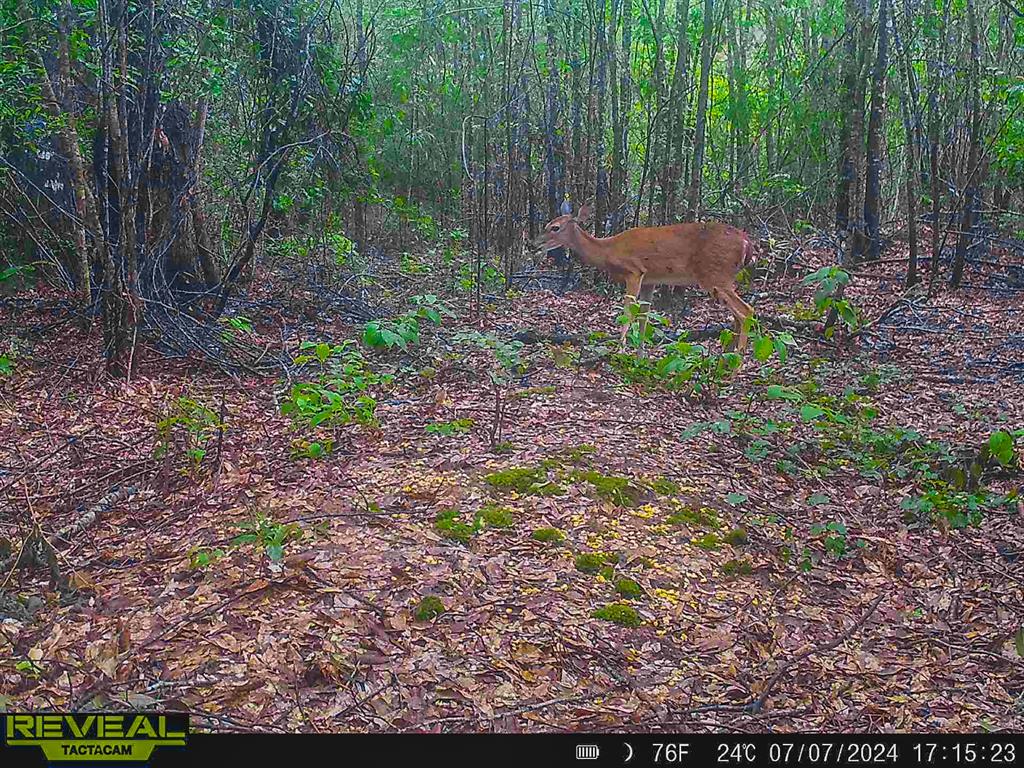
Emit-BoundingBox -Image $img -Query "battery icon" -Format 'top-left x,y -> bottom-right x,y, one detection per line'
576,744 -> 600,760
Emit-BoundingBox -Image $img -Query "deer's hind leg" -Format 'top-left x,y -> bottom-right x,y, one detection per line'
620,273 -> 646,347
637,283 -> 655,351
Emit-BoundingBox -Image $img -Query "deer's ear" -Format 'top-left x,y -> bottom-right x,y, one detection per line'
576,201 -> 593,224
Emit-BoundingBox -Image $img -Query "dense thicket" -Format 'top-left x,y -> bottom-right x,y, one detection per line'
1,0 -> 1021,371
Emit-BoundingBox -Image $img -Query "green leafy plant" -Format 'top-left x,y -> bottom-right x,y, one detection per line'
281,340 -> 390,428
611,334 -> 743,397
233,513 -> 304,562
801,265 -> 859,333
155,397 -> 222,472
988,430 -> 1017,467
363,295 -> 447,351
218,315 -> 254,339
189,547 -> 226,569
425,418 -> 474,436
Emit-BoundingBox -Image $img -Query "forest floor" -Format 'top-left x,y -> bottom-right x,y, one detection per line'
1,239 -> 1023,732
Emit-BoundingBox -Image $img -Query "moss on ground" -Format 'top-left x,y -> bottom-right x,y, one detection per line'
435,508 -> 478,543
414,596 -> 445,621
480,503 -> 515,528
531,527 -> 565,543
573,470 -> 646,507
692,532 -> 721,550
615,578 -> 643,599
485,467 -> 563,496
666,504 -> 720,529
592,603 -> 641,627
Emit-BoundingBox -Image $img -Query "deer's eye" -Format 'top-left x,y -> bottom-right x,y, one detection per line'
551,225 -> 560,232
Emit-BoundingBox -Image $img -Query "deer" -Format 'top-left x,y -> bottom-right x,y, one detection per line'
536,202 -> 757,350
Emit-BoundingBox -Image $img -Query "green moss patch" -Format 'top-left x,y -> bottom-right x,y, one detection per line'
435,508 -> 479,543
573,470 -> 646,507
575,553 -> 606,573
614,578 -> 643,599
592,603 -> 642,627
724,527 -> 748,546
531,527 -> 565,543
692,532 -> 721,550
414,596 -> 445,621
575,551 -> 619,574
648,478 -> 681,496
485,467 -> 563,496
480,503 -> 515,528
666,504 -> 720,529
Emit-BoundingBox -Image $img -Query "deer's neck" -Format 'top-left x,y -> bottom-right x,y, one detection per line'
568,225 -> 613,269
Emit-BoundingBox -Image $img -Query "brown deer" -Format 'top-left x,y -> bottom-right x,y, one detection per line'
536,202 -> 757,350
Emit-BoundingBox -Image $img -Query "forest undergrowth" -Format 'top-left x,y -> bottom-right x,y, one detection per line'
1,236 -> 1022,732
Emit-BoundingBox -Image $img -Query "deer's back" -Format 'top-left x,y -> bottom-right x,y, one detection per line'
604,221 -> 750,288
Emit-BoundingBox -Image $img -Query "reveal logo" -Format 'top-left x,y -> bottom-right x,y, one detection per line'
2,713 -> 187,763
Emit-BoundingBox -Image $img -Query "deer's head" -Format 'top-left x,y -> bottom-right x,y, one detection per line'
536,201 -> 592,253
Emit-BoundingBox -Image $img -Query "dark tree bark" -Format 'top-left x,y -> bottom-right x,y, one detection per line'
594,0 -> 610,235
543,0 -> 563,220
950,0 -> 982,288
611,0 -> 633,232
665,0 -> 691,223
863,0 -> 889,262
687,0 -> 714,220
892,0 -> 919,286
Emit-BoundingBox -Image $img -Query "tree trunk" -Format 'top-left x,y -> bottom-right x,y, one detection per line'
687,0 -> 714,220
594,0 -> 610,235
665,0 -> 691,223
863,0 -> 888,262
892,0 -> 918,286
950,0 -> 982,288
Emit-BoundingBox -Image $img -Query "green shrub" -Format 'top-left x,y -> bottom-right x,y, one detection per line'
282,341 -> 390,428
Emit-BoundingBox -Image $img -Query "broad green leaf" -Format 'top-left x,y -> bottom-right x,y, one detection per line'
989,430 -> 1014,466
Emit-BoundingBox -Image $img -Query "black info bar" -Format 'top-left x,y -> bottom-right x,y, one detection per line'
1,716 -> 1021,768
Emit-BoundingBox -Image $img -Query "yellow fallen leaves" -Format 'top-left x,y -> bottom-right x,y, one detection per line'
653,588 -> 680,604
632,504 -> 658,519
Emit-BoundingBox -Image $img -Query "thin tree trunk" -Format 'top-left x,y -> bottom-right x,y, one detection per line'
950,0 -> 982,288
892,0 -> 918,286
863,0 -> 889,261
687,0 -> 714,220
665,0 -> 691,222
